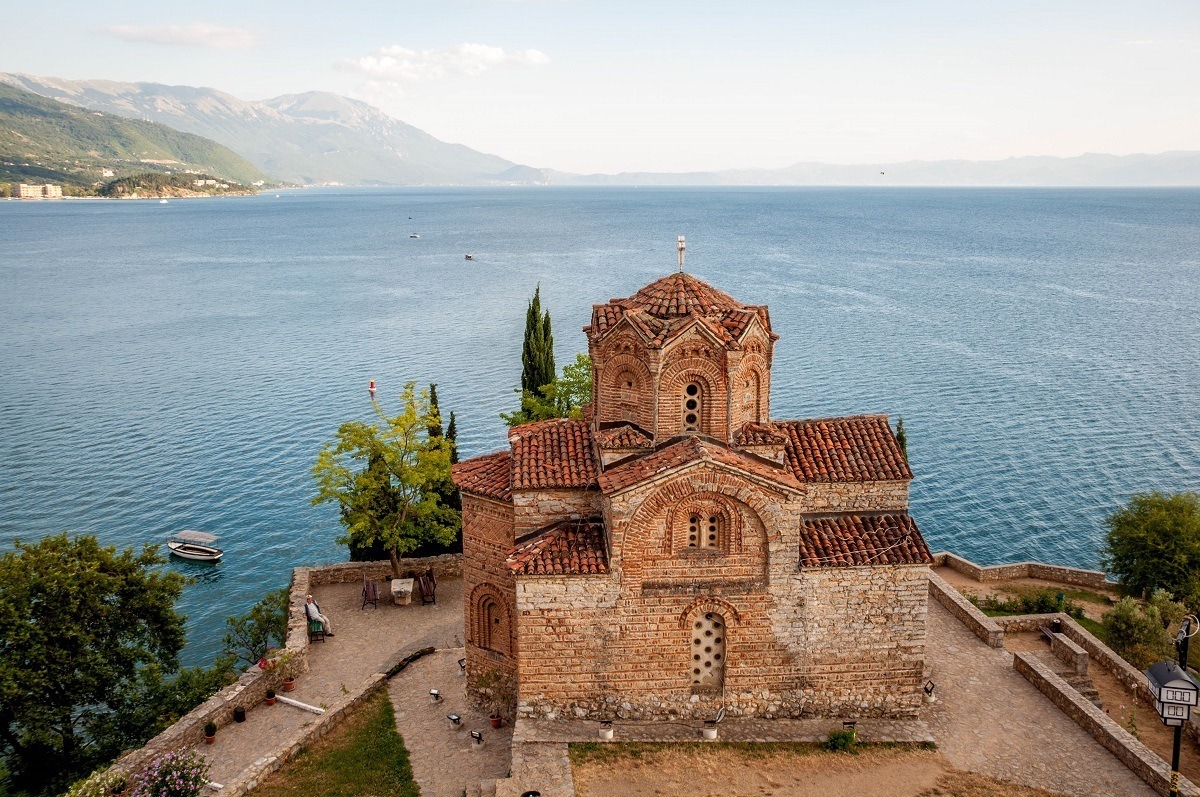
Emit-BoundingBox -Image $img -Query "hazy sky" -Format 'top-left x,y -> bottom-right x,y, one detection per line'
6,1 -> 1199,173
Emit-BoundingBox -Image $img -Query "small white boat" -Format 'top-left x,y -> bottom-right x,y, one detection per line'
167,530 -> 223,562
410,233 -> 420,239
159,199 -> 169,204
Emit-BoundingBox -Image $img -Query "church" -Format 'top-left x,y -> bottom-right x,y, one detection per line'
453,258 -> 933,721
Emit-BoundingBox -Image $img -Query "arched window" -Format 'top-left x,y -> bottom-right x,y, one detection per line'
742,371 -> 761,423
479,596 -> 497,651
691,612 -> 726,687
682,382 -> 703,432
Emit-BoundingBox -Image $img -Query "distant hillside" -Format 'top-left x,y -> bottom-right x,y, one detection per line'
0,73 -> 542,186
0,82 -> 269,188
549,151 -> 1200,187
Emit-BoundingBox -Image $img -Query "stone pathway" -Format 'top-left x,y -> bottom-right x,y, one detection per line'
924,598 -> 1156,797
388,648 -> 514,797
196,578 -> 463,787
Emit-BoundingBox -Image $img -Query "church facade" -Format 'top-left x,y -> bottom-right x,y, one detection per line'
453,271 -> 933,721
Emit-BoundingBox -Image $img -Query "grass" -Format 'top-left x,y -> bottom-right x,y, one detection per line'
569,740 -> 932,766
252,689 -> 418,797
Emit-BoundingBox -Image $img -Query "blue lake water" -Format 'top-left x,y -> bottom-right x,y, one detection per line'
1,186 -> 1198,665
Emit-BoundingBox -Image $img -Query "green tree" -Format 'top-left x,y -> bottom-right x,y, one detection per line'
1102,491 -> 1200,608
446,412 -> 460,466
312,382 -> 460,578
502,353 -> 593,427
222,588 -> 290,668
427,383 -> 444,438
1101,591 -> 1188,669
0,534 -> 187,794
895,417 -> 908,458
521,286 -> 556,397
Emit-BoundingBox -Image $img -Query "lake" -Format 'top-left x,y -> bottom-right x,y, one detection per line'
1,186 -> 1198,665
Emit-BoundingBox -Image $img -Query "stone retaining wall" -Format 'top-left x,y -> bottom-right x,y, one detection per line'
114,554 -> 460,781
931,551 -> 1110,589
215,672 -> 388,797
1014,652 -> 1200,797
928,570 -> 1003,648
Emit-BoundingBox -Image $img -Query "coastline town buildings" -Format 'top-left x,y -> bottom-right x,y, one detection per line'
453,270 -> 933,721
16,183 -> 62,199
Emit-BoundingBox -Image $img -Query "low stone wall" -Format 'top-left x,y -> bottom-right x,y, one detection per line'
928,570 -> 1003,648
215,672 -> 388,797
306,554 -> 462,586
1014,652 -> 1200,797
932,551 -> 1109,589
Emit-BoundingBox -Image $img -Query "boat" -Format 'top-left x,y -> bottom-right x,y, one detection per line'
159,199 -> 169,204
465,254 -> 474,261
410,234 -> 420,239
167,530 -> 223,562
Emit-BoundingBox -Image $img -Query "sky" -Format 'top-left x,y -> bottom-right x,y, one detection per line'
5,1 -> 1199,174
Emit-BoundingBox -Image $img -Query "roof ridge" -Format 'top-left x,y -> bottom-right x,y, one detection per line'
769,413 -> 891,426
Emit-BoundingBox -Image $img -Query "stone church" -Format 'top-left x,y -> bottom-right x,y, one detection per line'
453,269 -> 933,721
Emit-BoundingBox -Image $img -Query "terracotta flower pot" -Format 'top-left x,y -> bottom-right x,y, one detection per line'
489,715 -> 503,729
204,734 -> 215,745
282,677 -> 296,692
265,696 -> 276,706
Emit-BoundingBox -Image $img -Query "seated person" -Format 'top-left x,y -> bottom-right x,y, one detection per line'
304,594 -> 334,636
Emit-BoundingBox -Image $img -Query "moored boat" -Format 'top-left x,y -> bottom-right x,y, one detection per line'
167,530 -> 223,562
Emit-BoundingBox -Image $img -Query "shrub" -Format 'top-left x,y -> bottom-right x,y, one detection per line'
825,728 -> 857,752
64,766 -> 128,797
204,721 -> 217,737
131,750 -> 209,797
971,588 -> 1086,619
1102,594 -> 1185,670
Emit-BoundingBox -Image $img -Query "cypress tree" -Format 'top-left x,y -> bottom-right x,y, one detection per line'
521,286 -> 556,395
446,411 -> 460,465
428,383 -> 444,438
896,417 -> 908,459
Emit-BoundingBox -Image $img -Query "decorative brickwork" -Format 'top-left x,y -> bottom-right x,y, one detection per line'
455,271 -> 931,722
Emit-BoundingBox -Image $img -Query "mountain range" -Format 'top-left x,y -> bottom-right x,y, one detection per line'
0,82 -> 267,187
3,72 -> 1198,188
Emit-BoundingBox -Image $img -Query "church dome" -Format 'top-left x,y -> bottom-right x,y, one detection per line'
624,272 -> 744,318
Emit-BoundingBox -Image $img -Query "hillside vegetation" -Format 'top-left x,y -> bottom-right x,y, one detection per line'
0,82 -> 270,189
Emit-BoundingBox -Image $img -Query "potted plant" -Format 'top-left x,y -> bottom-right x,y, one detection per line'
282,675 -> 296,692
203,721 -> 217,744
469,668 -> 516,729
265,689 -> 276,706
233,706 -> 246,723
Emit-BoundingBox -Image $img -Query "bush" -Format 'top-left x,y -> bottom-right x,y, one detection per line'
64,767 -> 127,797
130,751 -> 209,797
971,588 -> 1086,619
1101,592 -> 1187,670
824,728 -> 857,752
1103,491 -> 1200,609
204,721 -> 217,737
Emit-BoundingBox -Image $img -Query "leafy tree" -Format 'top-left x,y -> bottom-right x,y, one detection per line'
520,286 -> 556,397
502,353 -> 593,427
0,534 -> 187,794
222,588 -> 290,669
1102,491 -> 1200,608
312,382 -> 459,577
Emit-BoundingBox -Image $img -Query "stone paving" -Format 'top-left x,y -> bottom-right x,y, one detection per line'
196,578 -> 463,787
388,647 -> 514,797
923,598 -> 1156,797
516,716 -> 933,744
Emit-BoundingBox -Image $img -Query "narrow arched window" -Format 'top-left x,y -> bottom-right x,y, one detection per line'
682,382 -> 702,432
691,612 -> 726,687
479,596 -> 497,651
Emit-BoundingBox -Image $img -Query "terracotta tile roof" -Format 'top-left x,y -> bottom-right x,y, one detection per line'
508,418 -> 598,491
798,514 -> 932,567
771,415 -> 912,482
452,451 -> 512,502
735,422 -> 787,446
598,436 -> 802,495
596,424 -> 654,449
507,518 -> 609,576
585,273 -> 774,349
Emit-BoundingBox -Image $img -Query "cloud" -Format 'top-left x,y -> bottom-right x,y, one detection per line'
103,22 -> 258,50
337,43 -> 549,84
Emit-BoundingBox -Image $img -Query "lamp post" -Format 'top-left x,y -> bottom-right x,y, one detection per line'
1145,616 -> 1200,797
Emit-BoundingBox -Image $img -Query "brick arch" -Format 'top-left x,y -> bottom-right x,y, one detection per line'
618,471 -> 776,585
597,353 -> 654,429
667,490 -> 747,554
678,595 -> 743,628
658,356 -> 728,439
468,581 -> 512,657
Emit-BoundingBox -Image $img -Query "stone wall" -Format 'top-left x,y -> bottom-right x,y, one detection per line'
462,494 -> 519,679
803,480 -> 909,513
933,551 -> 1109,588
306,554 -> 461,585
1014,652 -> 1200,797
512,488 -> 601,535
927,570 -> 1004,647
